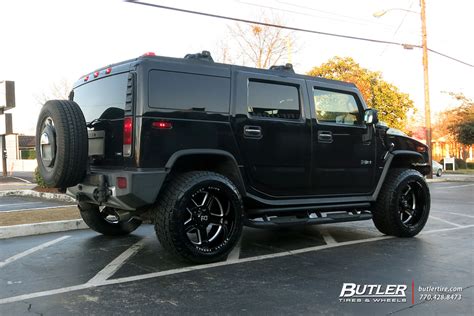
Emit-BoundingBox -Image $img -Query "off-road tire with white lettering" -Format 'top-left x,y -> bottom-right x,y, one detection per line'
373,168 -> 430,237
154,171 -> 243,263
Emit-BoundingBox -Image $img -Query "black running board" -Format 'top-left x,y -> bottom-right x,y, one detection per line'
244,210 -> 372,228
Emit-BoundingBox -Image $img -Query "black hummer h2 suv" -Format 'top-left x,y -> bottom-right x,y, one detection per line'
36,51 -> 431,263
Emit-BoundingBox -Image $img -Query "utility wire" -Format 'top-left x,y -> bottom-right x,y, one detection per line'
125,0 -> 473,68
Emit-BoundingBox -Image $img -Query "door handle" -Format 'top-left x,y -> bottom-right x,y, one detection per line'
244,125 -> 262,138
317,130 -> 333,143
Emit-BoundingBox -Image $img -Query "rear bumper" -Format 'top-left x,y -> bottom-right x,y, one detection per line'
67,169 -> 167,210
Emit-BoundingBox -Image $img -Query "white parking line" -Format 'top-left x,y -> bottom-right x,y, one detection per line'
87,238 -> 147,285
320,229 -> 337,245
10,176 -> 32,184
439,184 -> 474,189
0,225 -> 472,305
226,237 -> 242,262
0,202 -> 37,208
0,205 -> 74,213
429,216 -> 463,227
0,236 -> 70,268
432,211 -> 474,219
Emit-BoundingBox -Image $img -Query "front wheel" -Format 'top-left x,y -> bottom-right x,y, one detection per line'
373,169 -> 431,237
436,169 -> 442,177
154,171 -> 243,263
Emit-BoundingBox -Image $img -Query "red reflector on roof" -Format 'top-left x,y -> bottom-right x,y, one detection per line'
142,52 -> 156,57
84,75 -> 89,82
94,71 -> 99,78
152,121 -> 172,129
105,67 -> 112,74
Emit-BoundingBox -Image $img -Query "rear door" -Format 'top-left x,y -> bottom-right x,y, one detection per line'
233,71 -> 312,197
307,81 -> 376,196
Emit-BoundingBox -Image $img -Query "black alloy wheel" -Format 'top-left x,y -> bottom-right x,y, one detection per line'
154,171 -> 243,263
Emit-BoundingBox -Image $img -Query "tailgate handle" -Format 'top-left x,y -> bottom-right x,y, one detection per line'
244,125 -> 262,138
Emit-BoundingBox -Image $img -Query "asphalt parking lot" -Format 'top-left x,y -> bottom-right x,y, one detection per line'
0,182 -> 472,315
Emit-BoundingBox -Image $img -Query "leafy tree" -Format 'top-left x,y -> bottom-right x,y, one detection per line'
437,92 -> 474,146
308,57 -> 414,131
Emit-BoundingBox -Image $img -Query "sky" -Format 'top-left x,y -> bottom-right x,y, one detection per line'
0,0 -> 473,135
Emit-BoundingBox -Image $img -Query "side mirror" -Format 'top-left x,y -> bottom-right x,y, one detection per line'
364,108 -> 379,125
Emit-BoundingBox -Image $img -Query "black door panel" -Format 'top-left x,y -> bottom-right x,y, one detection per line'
232,72 -> 312,197
307,82 -> 376,196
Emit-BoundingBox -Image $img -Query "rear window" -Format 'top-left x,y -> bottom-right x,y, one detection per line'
73,73 -> 128,123
148,70 -> 230,113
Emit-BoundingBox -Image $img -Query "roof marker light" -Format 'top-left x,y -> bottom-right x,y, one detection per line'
142,52 -> 156,57
94,71 -> 99,78
84,75 -> 89,82
105,67 -> 112,74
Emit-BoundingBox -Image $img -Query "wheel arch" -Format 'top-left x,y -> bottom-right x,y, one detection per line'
390,150 -> 429,175
372,150 -> 428,201
164,149 -> 246,196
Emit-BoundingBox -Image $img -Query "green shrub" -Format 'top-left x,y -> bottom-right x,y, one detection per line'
467,162 -> 474,169
34,167 -> 46,187
21,150 -> 36,160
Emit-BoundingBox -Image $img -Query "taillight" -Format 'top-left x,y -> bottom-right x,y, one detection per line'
123,117 -> 133,157
142,52 -> 156,57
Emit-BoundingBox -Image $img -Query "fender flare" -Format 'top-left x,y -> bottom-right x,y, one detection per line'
164,149 -> 246,194
371,150 -> 425,200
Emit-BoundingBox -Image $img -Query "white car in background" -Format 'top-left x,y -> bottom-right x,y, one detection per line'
433,160 -> 443,177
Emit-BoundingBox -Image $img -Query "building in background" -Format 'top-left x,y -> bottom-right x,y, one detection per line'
0,134 -> 37,173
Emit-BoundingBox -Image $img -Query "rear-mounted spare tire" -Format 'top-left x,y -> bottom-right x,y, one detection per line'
36,100 -> 88,188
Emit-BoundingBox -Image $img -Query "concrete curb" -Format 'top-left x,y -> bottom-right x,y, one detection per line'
0,219 -> 88,239
426,178 -> 447,183
0,189 -> 75,203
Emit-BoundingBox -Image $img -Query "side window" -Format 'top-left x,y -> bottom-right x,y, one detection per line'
313,88 -> 361,125
148,70 -> 230,113
248,81 -> 300,120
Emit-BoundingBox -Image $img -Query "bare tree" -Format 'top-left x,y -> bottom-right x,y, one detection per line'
35,78 -> 72,106
217,14 -> 295,69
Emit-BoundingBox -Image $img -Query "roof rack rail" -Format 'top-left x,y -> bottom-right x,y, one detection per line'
184,50 -> 214,63
269,63 -> 295,73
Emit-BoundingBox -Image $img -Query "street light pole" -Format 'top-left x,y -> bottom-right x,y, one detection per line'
420,0 -> 432,178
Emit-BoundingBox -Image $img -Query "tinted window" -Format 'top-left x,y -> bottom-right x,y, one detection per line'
247,81 -> 300,120
148,70 -> 230,112
73,73 -> 128,123
313,89 -> 361,125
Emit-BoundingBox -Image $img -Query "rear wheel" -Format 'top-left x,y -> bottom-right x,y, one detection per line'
436,169 -> 442,177
79,202 -> 142,236
373,169 -> 430,237
154,171 -> 243,263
